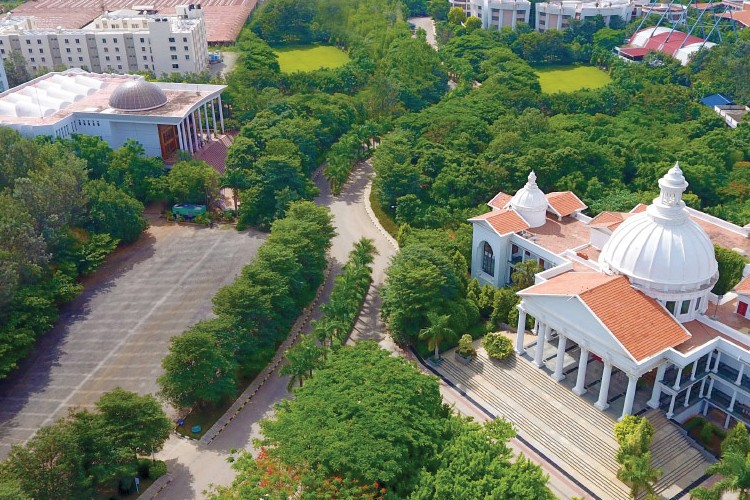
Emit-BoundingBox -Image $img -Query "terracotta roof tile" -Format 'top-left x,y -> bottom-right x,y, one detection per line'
588,211 -> 628,231
522,272 -> 690,361
487,192 -> 512,210
546,191 -> 587,217
631,204 -> 648,213
735,275 -> 750,294
469,209 -> 529,236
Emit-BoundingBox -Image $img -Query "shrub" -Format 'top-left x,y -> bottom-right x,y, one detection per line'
482,333 -> 513,359
457,334 -> 476,358
148,460 -> 168,479
194,213 -> 210,225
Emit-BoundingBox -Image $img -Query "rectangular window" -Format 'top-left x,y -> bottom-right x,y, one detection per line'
102,38 -> 107,43
680,300 -> 690,315
78,48 -> 82,53
0,49 -> 4,54
26,40 -> 31,45
105,56 -> 110,61
39,48 -> 43,53
171,55 -> 177,60
37,39 -> 41,44
140,37 -> 145,43
172,63 -> 179,69
170,46 -> 176,51
75,38 -> 80,43
115,47 -> 119,52
141,47 -> 146,51
185,55 -> 189,60
41,57 -> 45,62
116,55 -> 120,61
68,56 -> 72,61
183,46 -> 188,51
64,38 -> 69,43
168,37 -> 175,42
666,301 -> 676,314
66,48 -> 71,53
143,55 -> 147,60
104,47 -> 108,53
183,37 -> 187,42
79,57 -> 83,61
117,65 -> 122,69
28,49 -> 32,54
30,56 -> 35,61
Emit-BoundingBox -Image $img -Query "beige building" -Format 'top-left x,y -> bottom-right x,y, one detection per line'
0,5 -> 208,77
470,0 -> 531,29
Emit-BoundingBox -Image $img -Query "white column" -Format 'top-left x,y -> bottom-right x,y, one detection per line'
705,352 -> 713,373
690,362 -> 697,381
177,120 -> 185,151
595,361 -> 613,411
191,112 -> 199,150
211,98 -> 219,137
185,118 -> 193,153
699,377 -> 707,398
553,335 -> 567,381
515,309 -> 527,355
673,366 -> 683,390
737,363 -> 745,385
684,384 -> 693,407
713,351 -> 722,373
666,392 -> 677,418
197,109 -> 204,146
573,347 -> 589,396
534,323 -> 546,368
729,389 -> 738,412
533,319 -> 539,334
203,104 -> 211,140
707,378 -> 715,398
620,374 -> 639,420
218,95 -> 225,133
647,364 -> 667,408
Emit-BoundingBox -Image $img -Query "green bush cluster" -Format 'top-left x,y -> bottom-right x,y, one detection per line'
158,201 -> 335,410
457,334 -> 477,357
482,333 -> 513,359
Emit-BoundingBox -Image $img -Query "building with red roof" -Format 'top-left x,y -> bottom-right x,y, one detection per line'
617,26 -> 716,65
471,164 -> 750,424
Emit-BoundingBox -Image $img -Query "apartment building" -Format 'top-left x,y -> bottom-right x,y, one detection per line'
0,57 -> 7,91
535,0 -> 636,31
469,0 -> 531,29
0,5 -> 208,77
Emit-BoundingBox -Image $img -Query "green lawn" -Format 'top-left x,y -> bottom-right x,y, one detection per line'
274,45 -> 351,74
534,65 -> 612,94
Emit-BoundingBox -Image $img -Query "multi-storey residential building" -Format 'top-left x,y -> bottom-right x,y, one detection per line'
0,5 -> 208,77
450,0 -> 472,17
535,0 -> 636,31
469,0 -> 531,29
0,59 -> 7,91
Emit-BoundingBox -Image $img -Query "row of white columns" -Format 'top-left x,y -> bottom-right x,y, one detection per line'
176,96 -> 225,154
515,308 -> 638,420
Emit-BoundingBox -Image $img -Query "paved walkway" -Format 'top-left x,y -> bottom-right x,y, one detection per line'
409,16 -> 437,49
435,337 -> 713,499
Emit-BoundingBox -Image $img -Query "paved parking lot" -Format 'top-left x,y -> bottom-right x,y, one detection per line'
0,221 -> 265,459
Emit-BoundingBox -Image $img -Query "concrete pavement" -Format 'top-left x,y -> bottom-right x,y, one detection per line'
0,220 -> 265,460
409,16 -> 438,49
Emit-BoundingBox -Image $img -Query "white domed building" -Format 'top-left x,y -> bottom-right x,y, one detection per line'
470,164 -> 750,424
0,69 -> 226,161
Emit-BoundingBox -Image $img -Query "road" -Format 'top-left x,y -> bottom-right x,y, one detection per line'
409,16 -> 438,49
0,219 -> 265,460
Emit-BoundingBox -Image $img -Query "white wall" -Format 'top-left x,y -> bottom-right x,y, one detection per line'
108,121 -> 161,157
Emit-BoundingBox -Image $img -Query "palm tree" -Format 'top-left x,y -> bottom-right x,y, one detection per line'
220,167 -> 249,214
419,313 -> 456,361
616,452 -> 662,499
350,237 -> 377,267
280,337 -> 326,391
692,451 -> 750,500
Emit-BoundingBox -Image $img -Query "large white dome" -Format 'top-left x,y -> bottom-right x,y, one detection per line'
599,163 -> 718,293
109,78 -> 167,112
511,171 -> 548,228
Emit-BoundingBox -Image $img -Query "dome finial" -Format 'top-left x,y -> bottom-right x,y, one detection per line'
656,162 -> 689,209
527,170 -> 538,188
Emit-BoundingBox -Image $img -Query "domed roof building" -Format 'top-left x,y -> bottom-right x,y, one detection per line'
510,171 -> 548,228
109,78 -> 168,112
470,163 -> 750,426
599,163 -> 718,320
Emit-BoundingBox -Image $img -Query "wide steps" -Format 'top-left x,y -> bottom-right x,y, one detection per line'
437,351 -> 713,500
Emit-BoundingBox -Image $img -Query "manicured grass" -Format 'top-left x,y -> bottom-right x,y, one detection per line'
368,188 -> 399,240
534,65 -> 612,94
274,45 -> 351,74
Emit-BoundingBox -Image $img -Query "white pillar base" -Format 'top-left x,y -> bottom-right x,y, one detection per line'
594,400 -> 610,411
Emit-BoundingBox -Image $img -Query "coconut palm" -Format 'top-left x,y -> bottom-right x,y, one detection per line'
419,313 -> 456,361
280,336 -> 326,391
692,450 -> 750,500
350,237 -> 378,267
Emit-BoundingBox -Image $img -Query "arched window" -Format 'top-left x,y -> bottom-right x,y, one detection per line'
482,242 -> 495,276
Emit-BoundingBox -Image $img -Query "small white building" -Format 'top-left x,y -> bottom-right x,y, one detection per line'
0,5 -> 208,77
469,0 -> 531,30
0,68 -> 225,160
471,164 -> 750,427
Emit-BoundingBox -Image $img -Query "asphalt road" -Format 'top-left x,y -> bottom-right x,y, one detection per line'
0,220 -> 265,460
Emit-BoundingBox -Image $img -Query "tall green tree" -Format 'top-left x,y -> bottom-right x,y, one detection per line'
418,312 -> 456,360
280,335 -> 327,390
84,179 -> 147,244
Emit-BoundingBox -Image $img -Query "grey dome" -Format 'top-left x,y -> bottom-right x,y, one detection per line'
109,78 -> 167,112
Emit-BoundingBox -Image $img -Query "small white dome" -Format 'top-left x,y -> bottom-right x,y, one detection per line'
511,171 -> 548,228
109,78 -> 167,112
599,163 -> 718,293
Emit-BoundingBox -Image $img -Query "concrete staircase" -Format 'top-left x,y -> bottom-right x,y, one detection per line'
437,348 -> 712,499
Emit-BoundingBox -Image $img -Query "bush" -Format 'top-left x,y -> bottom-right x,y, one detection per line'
194,213 -> 210,225
148,460 -> 168,479
457,334 -> 476,358
482,333 -> 513,359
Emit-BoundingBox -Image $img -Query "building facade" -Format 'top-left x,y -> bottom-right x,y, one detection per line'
0,5 -> 208,77
0,69 -> 225,160
535,0 -> 636,31
469,0 -> 531,30
0,59 -> 7,91
471,165 -> 750,428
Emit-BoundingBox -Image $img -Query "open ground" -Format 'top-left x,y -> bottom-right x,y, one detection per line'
535,65 -> 612,94
274,45 -> 351,73
11,0 -> 256,43
0,214 -> 266,460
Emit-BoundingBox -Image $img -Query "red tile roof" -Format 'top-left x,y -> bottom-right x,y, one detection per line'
735,275 -> 750,294
546,191 -> 587,217
588,211 -> 630,231
487,192 -> 512,210
469,209 -> 530,236
631,204 -> 648,213
522,272 -> 690,361
620,29 -> 709,60
619,47 -> 651,58
718,10 -> 750,27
